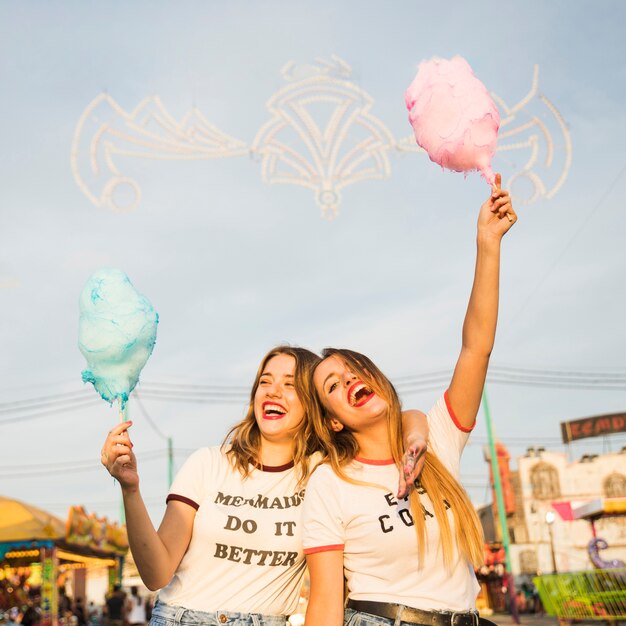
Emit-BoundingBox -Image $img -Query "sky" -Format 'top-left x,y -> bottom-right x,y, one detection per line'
1,0 -> 625,526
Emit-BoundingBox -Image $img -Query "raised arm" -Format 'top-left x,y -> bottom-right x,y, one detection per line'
101,421 -> 195,590
447,173 -> 516,428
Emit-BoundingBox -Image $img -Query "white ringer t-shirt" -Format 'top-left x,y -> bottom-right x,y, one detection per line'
157,446 -> 307,615
302,393 -> 480,612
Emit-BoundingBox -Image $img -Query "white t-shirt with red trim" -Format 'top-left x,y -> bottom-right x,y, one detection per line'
302,393 -> 480,612
157,446 -> 307,615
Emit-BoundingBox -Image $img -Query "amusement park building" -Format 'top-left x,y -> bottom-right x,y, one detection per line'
484,445 -> 626,576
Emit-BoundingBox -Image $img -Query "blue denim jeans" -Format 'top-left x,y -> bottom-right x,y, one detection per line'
344,607 -> 398,626
149,601 -> 287,626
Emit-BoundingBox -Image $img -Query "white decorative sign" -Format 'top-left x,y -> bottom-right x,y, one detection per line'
72,56 -> 571,218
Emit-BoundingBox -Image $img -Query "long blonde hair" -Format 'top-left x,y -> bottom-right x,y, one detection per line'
222,345 -> 321,486
309,348 -> 484,569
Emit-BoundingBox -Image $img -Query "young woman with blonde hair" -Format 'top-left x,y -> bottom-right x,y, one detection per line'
101,346 -> 319,626
303,175 -> 516,626
101,345 -> 427,626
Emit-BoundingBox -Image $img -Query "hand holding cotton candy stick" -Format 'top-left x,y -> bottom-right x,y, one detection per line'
479,173 -> 517,240
405,56 -> 500,183
101,419 -> 139,490
78,268 -> 159,423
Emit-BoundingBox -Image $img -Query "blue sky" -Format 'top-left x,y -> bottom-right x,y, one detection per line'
1,0 -> 625,523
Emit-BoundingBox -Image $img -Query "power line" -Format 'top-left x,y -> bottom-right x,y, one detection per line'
0,389 -> 94,413
2,450 -> 168,478
0,449 -> 172,472
2,363 -> 626,424
134,392 -> 169,440
491,364 -> 626,379
3,364 -> 625,405
0,387 -> 250,419
397,367 -> 626,392
0,387 -> 249,411
0,447 -> 198,474
0,398 -> 101,425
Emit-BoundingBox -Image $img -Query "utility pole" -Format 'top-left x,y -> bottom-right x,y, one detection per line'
482,388 -> 519,623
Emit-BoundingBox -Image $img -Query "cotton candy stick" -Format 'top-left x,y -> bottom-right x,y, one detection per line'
119,399 -> 128,423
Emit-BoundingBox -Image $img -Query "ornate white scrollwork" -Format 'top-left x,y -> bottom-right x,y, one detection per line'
72,58 -> 571,218
252,58 -> 395,218
492,65 -> 572,204
71,94 -> 248,212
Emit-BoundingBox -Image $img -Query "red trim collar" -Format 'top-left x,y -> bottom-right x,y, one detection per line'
354,456 -> 395,466
253,460 -> 295,472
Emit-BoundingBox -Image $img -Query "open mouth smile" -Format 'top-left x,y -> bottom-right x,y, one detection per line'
347,381 -> 375,407
262,401 -> 288,420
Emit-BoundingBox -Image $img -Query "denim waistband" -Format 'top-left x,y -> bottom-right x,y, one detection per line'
151,601 -> 287,626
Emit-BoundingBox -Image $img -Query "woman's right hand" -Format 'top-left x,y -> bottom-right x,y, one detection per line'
101,421 -> 139,491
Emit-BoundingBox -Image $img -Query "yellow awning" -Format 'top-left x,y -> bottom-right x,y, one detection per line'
0,496 -> 65,542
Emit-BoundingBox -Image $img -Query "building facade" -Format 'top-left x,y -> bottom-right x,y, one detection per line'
486,445 -> 626,576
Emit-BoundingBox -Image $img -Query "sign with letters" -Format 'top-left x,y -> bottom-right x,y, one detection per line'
561,412 -> 626,443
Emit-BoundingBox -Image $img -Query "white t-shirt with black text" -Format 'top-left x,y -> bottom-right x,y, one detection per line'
158,447 -> 307,615
302,393 -> 480,612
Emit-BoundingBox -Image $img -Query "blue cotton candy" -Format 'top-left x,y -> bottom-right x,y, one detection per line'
79,269 -> 158,408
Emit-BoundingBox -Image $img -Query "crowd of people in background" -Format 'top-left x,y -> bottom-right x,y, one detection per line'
102,585 -> 152,626
0,584 -> 153,626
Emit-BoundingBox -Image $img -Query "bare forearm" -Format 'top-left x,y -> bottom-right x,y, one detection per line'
462,235 -> 501,358
121,488 -> 176,590
305,552 -> 345,626
305,595 -> 343,626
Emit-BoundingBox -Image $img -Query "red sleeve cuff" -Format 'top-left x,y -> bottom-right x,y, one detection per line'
303,544 -> 344,555
444,390 -> 475,433
166,494 -> 200,510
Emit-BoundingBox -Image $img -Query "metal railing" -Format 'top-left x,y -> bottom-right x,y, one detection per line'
534,568 -> 626,621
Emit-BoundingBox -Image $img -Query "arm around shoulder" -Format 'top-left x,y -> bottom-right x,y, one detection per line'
398,409 -> 428,498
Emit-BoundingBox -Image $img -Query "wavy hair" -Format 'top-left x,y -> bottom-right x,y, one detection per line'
222,345 -> 321,486
309,347 -> 484,569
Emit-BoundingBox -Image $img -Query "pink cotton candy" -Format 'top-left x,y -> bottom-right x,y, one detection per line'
405,56 -> 499,184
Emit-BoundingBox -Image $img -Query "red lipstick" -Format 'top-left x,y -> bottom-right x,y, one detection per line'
262,401 -> 287,420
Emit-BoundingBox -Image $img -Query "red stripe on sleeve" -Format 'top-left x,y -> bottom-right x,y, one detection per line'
166,494 -> 200,510
444,390 -> 476,433
303,544 -> 345,555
